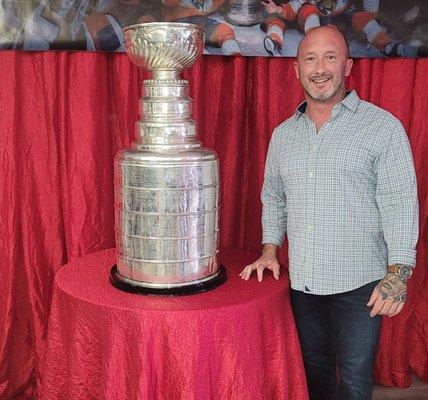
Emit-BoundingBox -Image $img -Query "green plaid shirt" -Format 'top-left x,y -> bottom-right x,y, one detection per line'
262,90 -> 418,295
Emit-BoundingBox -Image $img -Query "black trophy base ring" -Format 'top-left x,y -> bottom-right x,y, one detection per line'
110,265 -> 227,296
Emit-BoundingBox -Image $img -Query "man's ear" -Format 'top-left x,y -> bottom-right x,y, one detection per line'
345,58 -> 353,77
294,60 -> 300,80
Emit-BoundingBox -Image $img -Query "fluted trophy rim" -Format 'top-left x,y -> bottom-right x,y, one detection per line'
122,21 -> 205,71
122,21 -> 204,34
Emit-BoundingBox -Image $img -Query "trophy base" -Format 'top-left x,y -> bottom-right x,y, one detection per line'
110,265 -> 227,296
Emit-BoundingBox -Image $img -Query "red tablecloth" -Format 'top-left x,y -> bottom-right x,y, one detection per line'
41,248 -> 308,400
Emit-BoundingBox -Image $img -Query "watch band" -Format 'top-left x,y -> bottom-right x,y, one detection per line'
387,264 -> 413,281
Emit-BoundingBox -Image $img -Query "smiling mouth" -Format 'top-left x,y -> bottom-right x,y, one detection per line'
311,77 -> 331,83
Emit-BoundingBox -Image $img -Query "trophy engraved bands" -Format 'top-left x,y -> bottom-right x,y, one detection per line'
111,22 -> 226,295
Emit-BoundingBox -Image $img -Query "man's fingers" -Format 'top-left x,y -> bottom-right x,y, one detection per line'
245,264 -> 257,280
387,302 -> 400,316
240,264 -> 280,281
379,299 -> 394,315
238,265 -> 248,277
238,265 -> 246,278
367,285 -> 379,307
390,302 -> 405,317
240,263 -> 261,281
240,257 -> 280,282
369,290 -> 408,317
270,264 -> 280,280
272,264 -> 280,280
393,302 -> 405,316
370,297 -> 385,317
240,264 -> 255,280
257,265 -> 264,282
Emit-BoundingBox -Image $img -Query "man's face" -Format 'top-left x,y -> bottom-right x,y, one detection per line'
294,27 -> 353,103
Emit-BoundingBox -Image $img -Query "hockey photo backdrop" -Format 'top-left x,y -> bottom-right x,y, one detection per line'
0,0 -> 426,57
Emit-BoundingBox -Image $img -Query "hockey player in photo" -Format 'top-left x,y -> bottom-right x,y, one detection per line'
161,0 -> 241,55
378,0 -> 427,57
260,0 -> 306,56
302,0 -> 410,56
261,0 -> 413,57
0,0 -> 160,51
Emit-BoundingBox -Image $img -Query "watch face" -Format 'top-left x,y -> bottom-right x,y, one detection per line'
398,265 -> 412,280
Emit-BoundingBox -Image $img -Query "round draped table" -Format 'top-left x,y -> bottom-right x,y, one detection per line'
41,248 -> 308,400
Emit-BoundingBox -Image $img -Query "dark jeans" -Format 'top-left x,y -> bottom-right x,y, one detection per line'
290,281 -> 382,400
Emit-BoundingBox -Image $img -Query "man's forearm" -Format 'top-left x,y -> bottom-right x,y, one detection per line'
262,243 -> 278,256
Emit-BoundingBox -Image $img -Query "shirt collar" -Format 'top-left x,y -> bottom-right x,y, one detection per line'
294,90 -> 360,120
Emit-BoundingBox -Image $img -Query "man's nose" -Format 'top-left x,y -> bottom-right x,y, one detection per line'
314,59 -> 328,73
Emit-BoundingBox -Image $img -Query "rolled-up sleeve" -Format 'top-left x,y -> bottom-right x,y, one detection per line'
261,130 -> 287,246
375,118 -> 419,266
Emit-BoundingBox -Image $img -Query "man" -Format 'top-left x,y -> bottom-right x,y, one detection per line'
239,25 -> 418,400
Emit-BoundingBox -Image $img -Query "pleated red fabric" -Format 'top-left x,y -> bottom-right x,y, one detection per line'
41,248 -> 308,400
0,51 -> 427,398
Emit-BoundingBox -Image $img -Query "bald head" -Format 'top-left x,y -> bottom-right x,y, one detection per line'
297,25 -> 350,60
293,25 -> 353,104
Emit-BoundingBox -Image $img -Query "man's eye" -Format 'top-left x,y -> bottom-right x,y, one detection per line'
327,55 -> 336,60
306,56 -> 315,62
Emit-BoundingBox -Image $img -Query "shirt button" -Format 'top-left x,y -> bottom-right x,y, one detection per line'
308,172 -> 313,178
307,225 -> 312,231
307,251 -> 312,256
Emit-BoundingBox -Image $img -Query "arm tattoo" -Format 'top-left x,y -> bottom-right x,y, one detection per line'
378,273 -> 407,303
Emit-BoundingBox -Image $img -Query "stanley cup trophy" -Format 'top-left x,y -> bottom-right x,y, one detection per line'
110,22 -> 227,295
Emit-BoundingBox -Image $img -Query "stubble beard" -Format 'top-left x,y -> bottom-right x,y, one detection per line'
303,75 -> 345,103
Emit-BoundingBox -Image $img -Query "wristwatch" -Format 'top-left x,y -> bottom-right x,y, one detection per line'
387,264 -> 413,281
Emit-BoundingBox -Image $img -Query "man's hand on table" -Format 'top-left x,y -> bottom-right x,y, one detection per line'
239,249 -> 280,282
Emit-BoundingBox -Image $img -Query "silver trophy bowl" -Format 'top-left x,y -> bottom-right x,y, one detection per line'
111,22 -> 226,295
123,22 -> 204,71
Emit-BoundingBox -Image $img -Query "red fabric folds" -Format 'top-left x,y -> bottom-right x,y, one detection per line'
0,51 -> 427,398
41,248 -> 308,400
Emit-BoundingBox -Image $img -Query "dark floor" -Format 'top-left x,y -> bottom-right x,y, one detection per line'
373,375 -> 428,399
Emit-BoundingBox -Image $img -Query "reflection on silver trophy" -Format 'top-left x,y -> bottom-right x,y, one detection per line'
111,22 -> 226,295
226,0 -> 263,26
